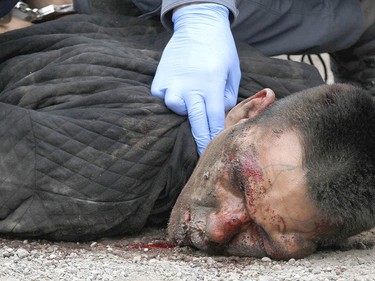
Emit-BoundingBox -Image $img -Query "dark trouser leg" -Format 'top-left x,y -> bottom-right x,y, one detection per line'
330,0 -> 375,95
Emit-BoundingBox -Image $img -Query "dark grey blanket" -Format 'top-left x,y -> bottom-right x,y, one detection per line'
0,14 -> 323,241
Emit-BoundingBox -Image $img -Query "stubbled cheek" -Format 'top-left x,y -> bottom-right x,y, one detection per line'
244,183 -> 268,216
271,214 -> 286,233
264,234 -> 317,260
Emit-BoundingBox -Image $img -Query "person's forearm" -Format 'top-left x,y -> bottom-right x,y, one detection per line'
161,0 -> 238,31
230,0 -> 363,55
173,3 -> 195,12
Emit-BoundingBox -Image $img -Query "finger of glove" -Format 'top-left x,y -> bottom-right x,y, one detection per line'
224,58 -> 241,111
150,83 -> 166,99
151,67 -> 167,99
205,91 -> 225,140
150,39 -> 180,100
163,89 -> 188,116
185,93 -> 211,155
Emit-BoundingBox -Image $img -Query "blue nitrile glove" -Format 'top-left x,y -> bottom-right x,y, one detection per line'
151,3 -> 241,155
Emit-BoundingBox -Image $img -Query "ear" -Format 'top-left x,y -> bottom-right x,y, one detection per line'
225,88 -> 275,128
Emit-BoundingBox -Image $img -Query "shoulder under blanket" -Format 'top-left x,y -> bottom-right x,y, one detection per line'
0,14 -> 323,241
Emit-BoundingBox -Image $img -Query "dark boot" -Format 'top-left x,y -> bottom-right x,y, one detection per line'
330,0 -> 375,95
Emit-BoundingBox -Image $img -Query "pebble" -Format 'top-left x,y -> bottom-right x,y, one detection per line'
2,250 -> 13,258
132,256 -> 142,263
16,248 -> 30,259
259,276 -> 274,281
357,257 -> 366,264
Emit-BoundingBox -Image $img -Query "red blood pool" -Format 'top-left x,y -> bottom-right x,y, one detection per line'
127,242 -> 175,249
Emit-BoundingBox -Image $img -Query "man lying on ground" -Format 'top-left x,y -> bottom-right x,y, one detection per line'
168,84 -> 375,260
0,13 -> 373,260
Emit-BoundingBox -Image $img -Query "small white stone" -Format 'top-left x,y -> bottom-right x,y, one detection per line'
16,248 -> 30,259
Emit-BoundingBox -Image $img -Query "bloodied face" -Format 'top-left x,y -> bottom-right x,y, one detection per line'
168,89 -> 330,260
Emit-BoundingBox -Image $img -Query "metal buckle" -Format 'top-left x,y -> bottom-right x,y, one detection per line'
36,3 -> 75,22
12,1 -> 75,23
12,1 -> 39,22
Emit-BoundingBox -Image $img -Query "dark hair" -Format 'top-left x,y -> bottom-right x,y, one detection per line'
258,84 -> 375,245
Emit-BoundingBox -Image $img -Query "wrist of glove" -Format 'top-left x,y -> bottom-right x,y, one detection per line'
172,3 -> 230,32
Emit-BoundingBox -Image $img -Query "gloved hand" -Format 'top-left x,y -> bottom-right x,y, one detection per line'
151,3 -> 241,155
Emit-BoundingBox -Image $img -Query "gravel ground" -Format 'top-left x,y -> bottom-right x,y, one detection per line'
0,226 -> 374,281
2,54 -> 374,281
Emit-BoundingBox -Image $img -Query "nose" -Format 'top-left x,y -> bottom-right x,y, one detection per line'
205,207 -> 250,244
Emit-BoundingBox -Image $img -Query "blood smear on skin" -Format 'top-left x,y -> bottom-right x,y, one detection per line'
243,157 -> 263,183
